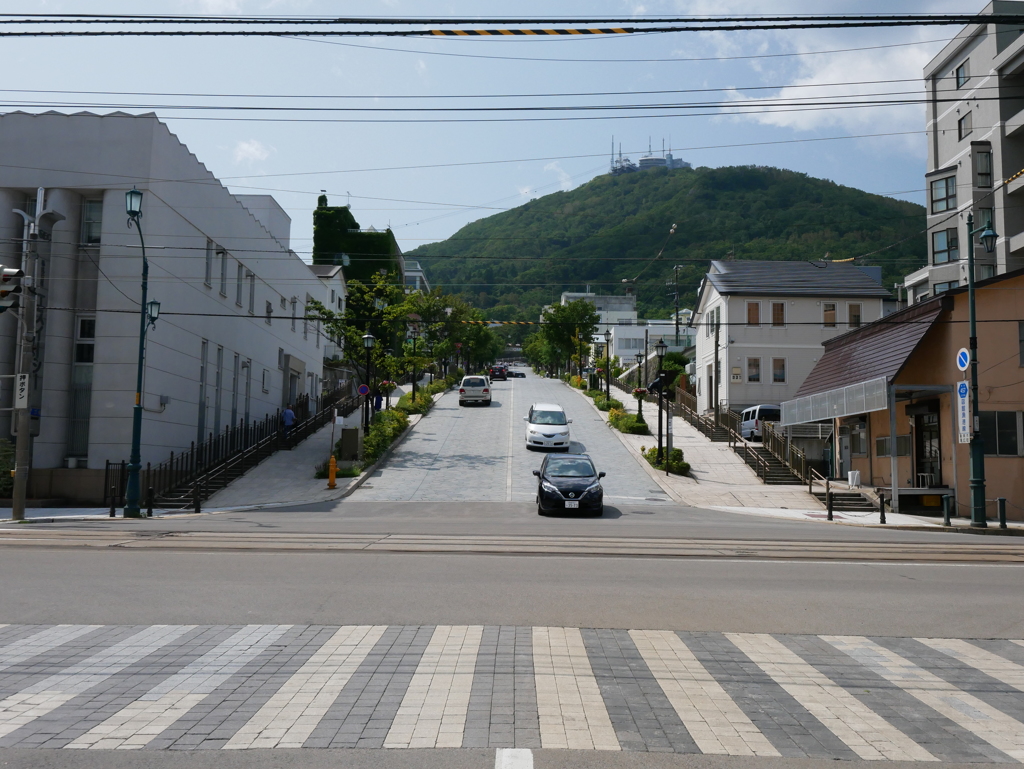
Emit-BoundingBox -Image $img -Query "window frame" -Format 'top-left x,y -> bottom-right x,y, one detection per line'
771,357 -> 787,384
746,356 -> 761,383
235,262 -> 244,307
80,199 -> 103,246
958,111 -> 973,141
979,411 -> 1022,456
932,227 -> 960,264
247,271 -> 256,315
975,150 -> 993,187
930,176 -> 957,214
848,303 -> 862,329
204,239 -> 214,287
746,301 -> 761,327
822,302 -> 837,329
218,249 -> 228,297
956,60 -> 970,88
771,301 -> 786,328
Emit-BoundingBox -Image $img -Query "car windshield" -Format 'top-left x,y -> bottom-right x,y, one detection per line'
464,378 -> 486,387
546,458 -> 595,477
531,411 -> 566,425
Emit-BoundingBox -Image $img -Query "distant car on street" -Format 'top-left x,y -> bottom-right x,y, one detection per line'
489,366 -> 507,381
458,376 -> 491,406
509,370 -> 526,378
533,453 -> 605,516
523,403 -> 571,450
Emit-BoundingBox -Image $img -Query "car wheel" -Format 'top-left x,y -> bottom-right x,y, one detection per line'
458,401 -> 464,407
537,506 -> 547,516
593,506 -> 604,518
485,400 -> 492,406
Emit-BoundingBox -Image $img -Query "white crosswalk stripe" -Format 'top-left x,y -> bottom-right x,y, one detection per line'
66,625 -> 290,750
0,625 -> 100,674
533,626 -> 619,751
0,625 -> 194,741
225,625 -> 386,750
917,638 -> 1024,692
824,635 -> 1024,762
384,625 -> 483,748
728,633 -> 937,762
631,629 -> 779,757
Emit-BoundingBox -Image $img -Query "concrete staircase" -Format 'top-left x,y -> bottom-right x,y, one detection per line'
739,445 -> 804,485
812,490 -> 877,513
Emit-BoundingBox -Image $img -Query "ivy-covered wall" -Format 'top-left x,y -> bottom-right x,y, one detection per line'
312,197 -> 402,282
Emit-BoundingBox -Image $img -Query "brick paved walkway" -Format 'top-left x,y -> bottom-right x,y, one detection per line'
0,623 -> 1022,759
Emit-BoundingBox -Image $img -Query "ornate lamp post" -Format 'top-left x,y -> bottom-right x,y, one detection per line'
362,333 -> 375,431
966,212 -> 998,527
655,339 -> 668,463
122,187 -> 158,518
604,328 -> 612,403
634,350 -> 645,422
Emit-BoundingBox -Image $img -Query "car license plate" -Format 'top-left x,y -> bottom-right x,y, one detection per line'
565,501 -> 579,509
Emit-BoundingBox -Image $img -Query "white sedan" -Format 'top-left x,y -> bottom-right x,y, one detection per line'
523,402 -> 572,450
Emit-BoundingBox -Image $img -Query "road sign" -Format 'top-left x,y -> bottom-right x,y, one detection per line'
357,384 -> 370,396
14,373 -> 28,409
957,380 -> 971,444
956,348 -> 970,372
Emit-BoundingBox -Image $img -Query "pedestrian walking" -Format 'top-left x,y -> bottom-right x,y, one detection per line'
282,404 -> 296,443
373,388 -> 383,414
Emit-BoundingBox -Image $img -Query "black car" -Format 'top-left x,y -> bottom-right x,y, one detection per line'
533,453 -> 605,516
509,370 -> 526,378
489,366 -> 507,381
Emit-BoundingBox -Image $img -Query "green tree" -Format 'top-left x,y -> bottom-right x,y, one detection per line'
540,299 -> 600,371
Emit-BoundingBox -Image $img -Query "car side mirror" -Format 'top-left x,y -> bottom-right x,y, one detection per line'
567,419 -> 573,424
532,470 -> 540,476
598,472 -> 606,478
522,416 -> 528,421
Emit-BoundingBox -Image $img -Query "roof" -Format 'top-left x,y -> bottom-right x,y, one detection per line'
308,264 -> 343,279
704,260 -> 892,299
794,296 -> 950,398
530,403 -> 565,411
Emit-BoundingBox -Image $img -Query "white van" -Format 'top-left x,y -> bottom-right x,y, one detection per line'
740,404 -> 781,440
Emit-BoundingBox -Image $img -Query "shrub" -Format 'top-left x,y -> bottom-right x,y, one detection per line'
395,390 -> 433,415
425,379 -> 448,396
641,446 -> 690,476
593,396 -> 623,412
362,409 -> 409,464
608,407 -> 650,435
569,375 -> 587,389
450,367 -> 465,381
314,460 -> 363,479
584,389 -> 604,399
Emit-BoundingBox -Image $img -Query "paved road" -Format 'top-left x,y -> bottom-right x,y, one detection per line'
351,371 -> 672,507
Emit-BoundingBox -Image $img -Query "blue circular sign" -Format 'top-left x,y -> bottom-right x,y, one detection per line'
358,384 -> 370,395
958,381 -> 969,398
956,348 -> 970,372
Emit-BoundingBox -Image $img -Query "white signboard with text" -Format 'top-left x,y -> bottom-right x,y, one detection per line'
957,380 -> 971,444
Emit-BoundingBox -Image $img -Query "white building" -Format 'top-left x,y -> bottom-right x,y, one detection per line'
905,1 -> 1024,302
0,111 -> 332,502
689,261 -> 891,414
402,259 -> 430,293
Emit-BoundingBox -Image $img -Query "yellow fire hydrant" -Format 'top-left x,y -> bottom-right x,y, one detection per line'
327,455 -> 337,489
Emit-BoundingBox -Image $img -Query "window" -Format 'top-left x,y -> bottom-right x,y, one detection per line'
934,280 -> 959,294
956,60 -> 970,88
197,340 -> 208,444
772,358 -> 786,384
81,200 -> 102,245
958,112 -> 973,141
932,228 -> 959,264
931,176 -> 957,213
69,316 -> 96,457
262,368 -> 270,393
303,295 -> 311,340
771,301 -> 786,327
747,357 -> 761,383
976,151 -> 992,187
265,300 -> 273,325
291,298 -> 297,332
848,303 -> 862,329
235,263 -> 244,306
280,296 -> 287,310
74,317 -> 96,363
218,249 -> 228,296
976,265 -> 996,280
247,272 -> 255,314
618,337 -> 644,350
850,423 -> 868,456
214,346 -> 224,435
204,239 -> 213,287
876,435 -> 912,457
823,302 -> 837,328
979,411 -> 1020,456
746,302 -> 760,327
278,347 -> 285,370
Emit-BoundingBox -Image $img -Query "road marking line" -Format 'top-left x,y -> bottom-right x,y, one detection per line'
496,747 -> 533,768
67,624 -> 290,749
0,625 -> 100,673
728,633 -> 937,762
384,625 -> 483,748
823,635 -> 1024,761
630,630 -> 779,757
0,624 -> 195,742
917,638 -> 1024,692
533,626 -> 620,751
506,379 -> 515,502
224,625 -> 386,749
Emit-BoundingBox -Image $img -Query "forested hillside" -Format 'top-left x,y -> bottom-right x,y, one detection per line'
409,165 -> 925,325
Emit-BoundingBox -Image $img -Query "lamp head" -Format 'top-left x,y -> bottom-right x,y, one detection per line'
981,226 -> 998,254
604,329 -> 611,342
635,351 -> 644,365
125,187 -> 143,218
655,339 -> 668,359
362,333 -> 376,349
146,299 -> 161,325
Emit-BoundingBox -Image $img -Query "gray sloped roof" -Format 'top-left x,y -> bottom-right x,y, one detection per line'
706,260 -> 892,298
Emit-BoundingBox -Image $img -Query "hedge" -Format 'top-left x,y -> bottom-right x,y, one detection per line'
593,396 -> 624,412
362,409 -> 410,465
395,390 -> 434,415
608,407 -> 650,435
640,445 -> 690,475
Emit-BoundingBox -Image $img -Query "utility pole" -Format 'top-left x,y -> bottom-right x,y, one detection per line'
713,310 -> 721,426
673,265 -> 683,346
11,189 -> 64,522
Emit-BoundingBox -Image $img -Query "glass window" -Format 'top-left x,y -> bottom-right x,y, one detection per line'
545,457 -> 595,477
851,423 -> 867,456
78,318 -> 96,339
81,200 -> 103,245
247,272 -> 255,314
235,262 -> 244,306
219,249 -> 228,296
74,343 -> 94,363
204,239 -> 213,287
531,410 -> 567,425
980,411 -> 1021,455
823,302 -> 837,328
772,358 -> 786,384
958,112 -> 973,141
976,151 -> 992,187
848,303 -> 862,329
771,301 -> 786,327
747,357 -> 761,383
978,207 -> 994,228
746,302 -> 760,327
934,281 -> 959,294
931,176 -> 957,213
265,300 -> 273,325
956,60 -> 970,88
932,228 -> 959,264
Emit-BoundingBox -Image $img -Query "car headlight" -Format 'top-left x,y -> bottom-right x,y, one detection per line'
540,481 -> 560,494
529,429 -> 540,435
584,481 -> 602,495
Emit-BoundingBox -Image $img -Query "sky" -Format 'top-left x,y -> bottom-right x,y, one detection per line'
0,0 -> 979,260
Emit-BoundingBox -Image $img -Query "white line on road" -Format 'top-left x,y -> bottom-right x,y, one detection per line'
506,379 -> 515,502
496,748 -> 533,769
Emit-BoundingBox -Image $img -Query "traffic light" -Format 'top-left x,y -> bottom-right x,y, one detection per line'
0,268 -> 24,314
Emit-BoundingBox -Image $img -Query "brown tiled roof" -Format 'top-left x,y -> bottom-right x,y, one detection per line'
794,296 -> 949,398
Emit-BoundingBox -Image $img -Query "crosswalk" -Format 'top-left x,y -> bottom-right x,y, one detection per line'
0,624 -> 1022,760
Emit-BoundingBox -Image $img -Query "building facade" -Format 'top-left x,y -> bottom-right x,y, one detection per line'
0,111 -> 330,502
689,261 -> 890,415
905,0 -> 1024,302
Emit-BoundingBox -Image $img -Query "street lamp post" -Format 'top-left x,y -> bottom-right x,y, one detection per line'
362,333 -> 375,431
655,339 -> 667,463
122,188 -> 155,518
966,212 -> 998,528
604,329 -> 612,403
635,350 -> 645,422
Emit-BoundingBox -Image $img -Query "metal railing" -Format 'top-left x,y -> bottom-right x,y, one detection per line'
762,422 -> 809,483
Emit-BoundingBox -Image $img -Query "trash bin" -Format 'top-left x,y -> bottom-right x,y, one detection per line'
847,470 -> 861,488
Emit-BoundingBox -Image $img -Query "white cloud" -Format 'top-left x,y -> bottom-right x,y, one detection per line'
233,139 -> 273,165
544,162 -> 573,191
415,59 -> 427,75
517,185 -> 532,197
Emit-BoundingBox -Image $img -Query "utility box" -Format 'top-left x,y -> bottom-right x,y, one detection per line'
339,428 -> 361,461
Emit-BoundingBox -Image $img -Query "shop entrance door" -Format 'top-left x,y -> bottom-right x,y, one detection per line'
914,412 -> 942,487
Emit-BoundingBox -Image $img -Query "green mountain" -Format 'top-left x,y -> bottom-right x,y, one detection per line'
409,165 -> 925,325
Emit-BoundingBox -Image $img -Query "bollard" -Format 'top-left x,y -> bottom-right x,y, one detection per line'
826,490 -> 833,521
146,486 -> 154,518
193,480 -> 201,515
328,455 -> 337,490
109,484 -> 116,518
998,497 -> 1007,530
942,494 -> 952,527
879,493 -> 887,525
